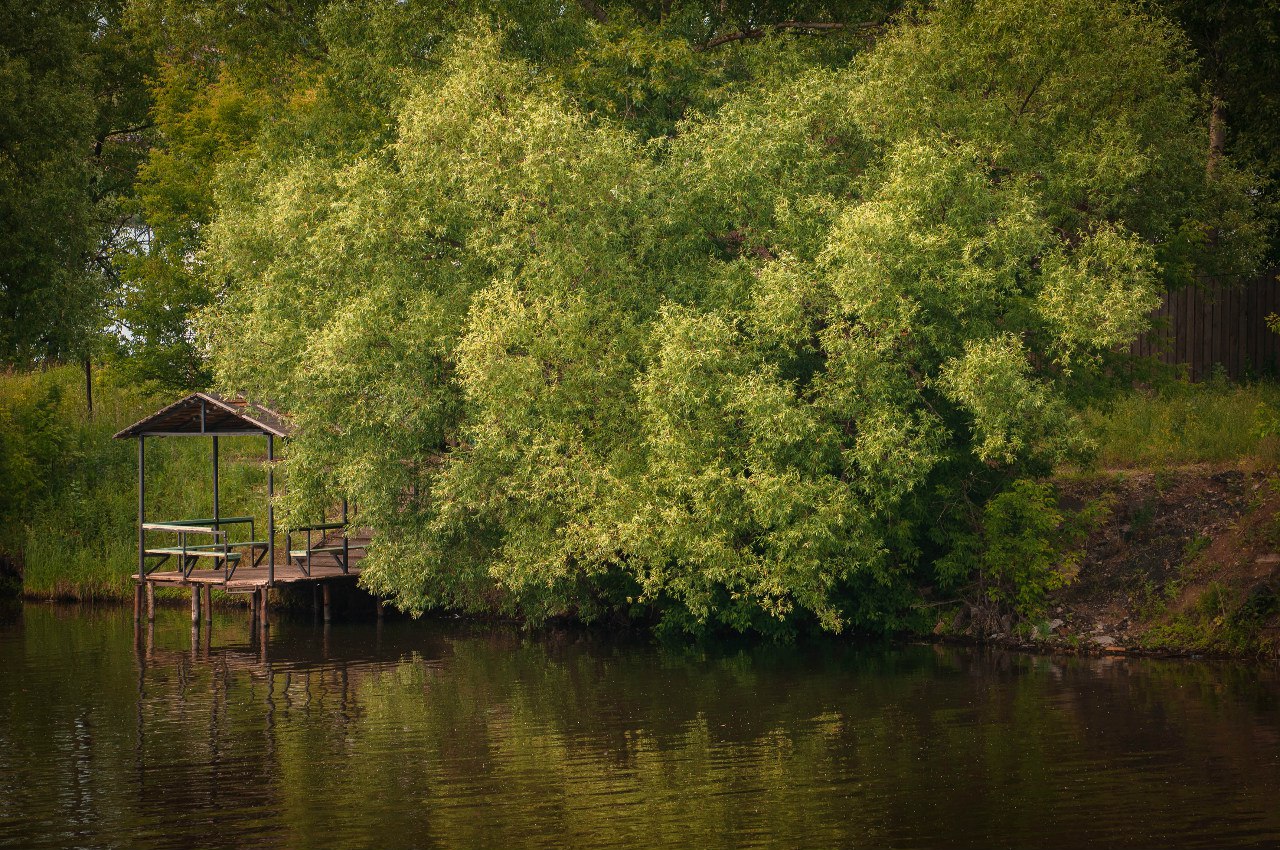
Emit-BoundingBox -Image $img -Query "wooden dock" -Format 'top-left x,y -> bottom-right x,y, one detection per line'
134,536 -> 374,627
116,391 -> 382,627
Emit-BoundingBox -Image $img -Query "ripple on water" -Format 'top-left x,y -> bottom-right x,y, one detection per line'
1,606 -> 1279,849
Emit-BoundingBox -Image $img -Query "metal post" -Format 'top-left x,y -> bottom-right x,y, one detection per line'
212,436 -> 220,529
341,499 -> 349,574
267,435 -> 275,587
137,437 -> 145,581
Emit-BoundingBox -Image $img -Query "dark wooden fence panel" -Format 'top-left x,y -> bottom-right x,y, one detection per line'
1129,270 -> 1280,379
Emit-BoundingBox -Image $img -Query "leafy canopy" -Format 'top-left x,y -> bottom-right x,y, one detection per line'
202,0 -> 1258,634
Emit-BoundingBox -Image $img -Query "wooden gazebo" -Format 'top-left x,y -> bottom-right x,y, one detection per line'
115,392 -> 364,625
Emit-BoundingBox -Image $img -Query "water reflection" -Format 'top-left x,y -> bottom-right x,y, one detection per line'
1,604 -> 1279,849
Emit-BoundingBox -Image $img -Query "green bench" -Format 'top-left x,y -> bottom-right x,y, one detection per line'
142,520 -> 267,581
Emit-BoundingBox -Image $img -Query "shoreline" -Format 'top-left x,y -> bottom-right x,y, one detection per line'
9,463 -> 1280,662
937,463 -> 1280,662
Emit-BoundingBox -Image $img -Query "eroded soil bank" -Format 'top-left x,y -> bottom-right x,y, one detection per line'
950,465 -> 1280,660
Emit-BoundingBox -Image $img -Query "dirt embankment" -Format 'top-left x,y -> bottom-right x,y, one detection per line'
967,466 -> 1280,660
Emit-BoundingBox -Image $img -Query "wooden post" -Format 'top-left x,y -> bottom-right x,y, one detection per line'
146,582 -> 155,622
322,583 -> 331,623
259,587 -> 269,630
133,582 -> 143,622
376,598 -> 384,620
191,585 -> 201,625
202,584 -> 212,621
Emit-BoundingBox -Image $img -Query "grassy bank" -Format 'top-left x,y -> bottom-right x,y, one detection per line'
0,366 -> 269,600
1083,378 -> 1280,469
997,378 -> 1280,659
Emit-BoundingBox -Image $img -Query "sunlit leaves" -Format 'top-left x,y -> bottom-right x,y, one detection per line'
200,0 -> 1258,635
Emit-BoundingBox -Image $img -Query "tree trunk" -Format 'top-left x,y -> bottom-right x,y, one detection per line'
83,356 -> 92,419
1207,95 -> 1226,180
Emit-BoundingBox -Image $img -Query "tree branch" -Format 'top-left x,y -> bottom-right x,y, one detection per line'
103,122 -> 154,140
578,0 -> 608,23
697,20 -> 882,51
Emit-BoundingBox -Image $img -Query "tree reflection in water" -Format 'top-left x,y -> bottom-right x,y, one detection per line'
0,604 -> 1278,849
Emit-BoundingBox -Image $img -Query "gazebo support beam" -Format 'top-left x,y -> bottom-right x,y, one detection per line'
137,436 -> 145,573
267,435 -> 275,588
212,436 -> 220,529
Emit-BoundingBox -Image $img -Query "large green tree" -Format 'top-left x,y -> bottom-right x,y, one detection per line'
0,0 -> 151,370
1161,0 -> 1280,265
199,0 -> 1261,635
116,0 -> 894,388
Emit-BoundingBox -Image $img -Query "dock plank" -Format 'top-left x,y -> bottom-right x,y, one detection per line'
134,563 -> 361,588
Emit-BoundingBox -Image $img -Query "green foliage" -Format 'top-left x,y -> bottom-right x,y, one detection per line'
2,1 -> 97,362
1142,581 -> 1279,656
936,480 -> 1103,620
0,0 -> 153,366
193,0 -> 1259,636
1160,0 -> 1280,264
7,0 -> 1276,630
1082,378 -> 1280,467
112,0 -> 894,389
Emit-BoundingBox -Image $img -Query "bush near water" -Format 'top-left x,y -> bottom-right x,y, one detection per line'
7,368 -> 1280,643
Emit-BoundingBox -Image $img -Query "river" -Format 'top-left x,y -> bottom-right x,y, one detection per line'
1,603 -> 1278,849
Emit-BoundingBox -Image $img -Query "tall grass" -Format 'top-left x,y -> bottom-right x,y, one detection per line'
1083,378 -> 1280,469
0,366 -> 272,600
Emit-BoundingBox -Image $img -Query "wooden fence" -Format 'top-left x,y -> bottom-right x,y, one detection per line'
1129,269 -> 1280,379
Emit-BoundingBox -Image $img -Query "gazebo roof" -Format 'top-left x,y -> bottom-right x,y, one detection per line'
113,392 -> 292,439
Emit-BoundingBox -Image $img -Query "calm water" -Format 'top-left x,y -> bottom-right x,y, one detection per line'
2,604 -> 1280,849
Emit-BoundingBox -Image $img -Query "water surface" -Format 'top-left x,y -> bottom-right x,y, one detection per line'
2,603 -> 1279,849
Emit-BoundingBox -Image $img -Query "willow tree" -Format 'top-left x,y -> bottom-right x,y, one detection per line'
203,0 -> 1259,635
